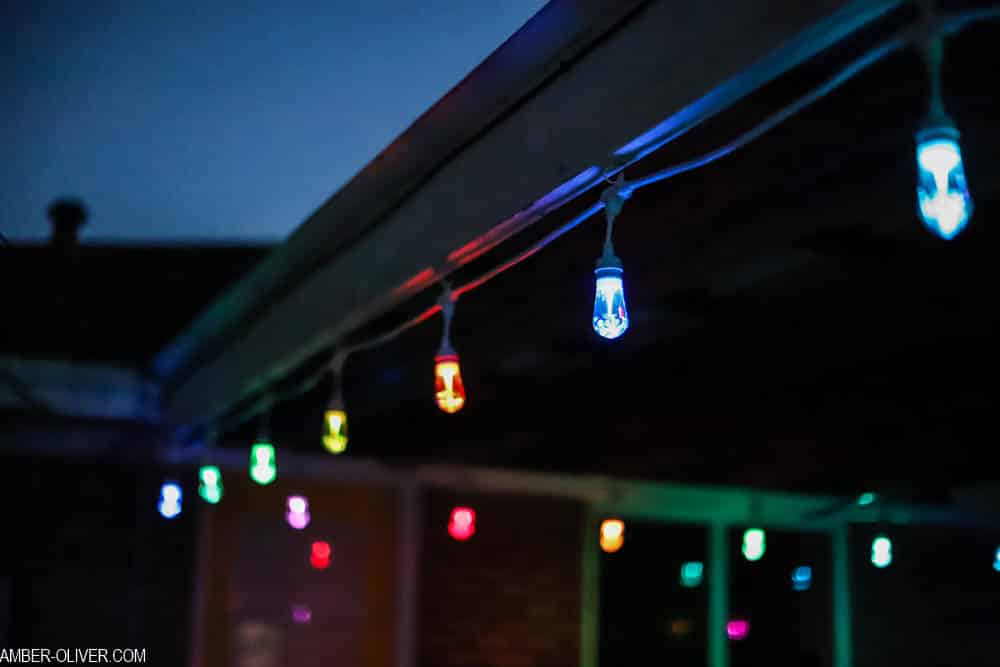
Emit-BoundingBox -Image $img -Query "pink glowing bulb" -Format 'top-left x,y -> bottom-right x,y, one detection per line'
448,507 -> 476,541
286,510 -> 310,530
727,619 -> 750,641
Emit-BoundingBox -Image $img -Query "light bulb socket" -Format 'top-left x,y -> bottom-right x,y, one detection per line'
435,351 -> 459,364
915,121 -> 959,144
595,250 -> 623,271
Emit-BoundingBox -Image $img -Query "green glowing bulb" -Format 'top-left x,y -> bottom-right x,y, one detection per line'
198,465 -> 223,504
742,528 -> 766,562
680,561 -> 704,588
871,535 -> 892,568
250,442 -> 277,485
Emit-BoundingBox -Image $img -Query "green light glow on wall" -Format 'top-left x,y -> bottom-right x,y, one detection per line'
680,561 -> 704,588
741,528 -> 766,562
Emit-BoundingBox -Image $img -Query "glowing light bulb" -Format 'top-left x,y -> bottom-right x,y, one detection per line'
857,492 -> 876,506
291,604 -> 312,624
993,547 -> 1000,573
916,127 -> 972,240
742,528 -> 765,562
249,442 -> 276,485
286,495 -> 310,530
599,519 -> 625,553
158,482 -> 182,519
310,541 -> 331,570
680,561 -> 704,588
791,565 -> 812,592
592,263 -> 628,340
198,465 -> 222,504
434,354 -> 466,414
871,535 -> 892,568
727,619 -> 750,641
322,409 -> 348,454
448,506 -> 476,541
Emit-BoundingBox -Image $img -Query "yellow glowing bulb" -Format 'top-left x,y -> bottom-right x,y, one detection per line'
322,409 -> 348,454
600,519 -> 625,553
434,354 -> 466,414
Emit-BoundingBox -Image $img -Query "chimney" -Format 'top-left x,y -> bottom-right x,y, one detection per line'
47,198 -> 88,248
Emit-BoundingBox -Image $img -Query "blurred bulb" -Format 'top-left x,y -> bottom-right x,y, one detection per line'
791,565 -> 812,592
600,519 -> 625,553
680,561 -> 704,588
434,354 -> 466,414
742,528 -> 766,561
592,265 -> 628,340
250,442 -> 277,485
448,506 -> 476,541
198,465 -> 223,504
993,547 -> 1000,573
286,495 -> 310,530
857,492 -> 876,506
322,409 -> 348,454
726,619 -> 750,641
871,535 -> 892,568
310,541 -> 331,570
158,482 -> 182,519
916,128 -> 972,240
291,604 -> 312,624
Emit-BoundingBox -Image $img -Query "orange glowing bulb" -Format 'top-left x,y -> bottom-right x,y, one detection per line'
600,519 -> 625,553
434,354 -> 466,414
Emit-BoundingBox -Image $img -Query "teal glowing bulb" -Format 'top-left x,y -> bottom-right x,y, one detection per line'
916,127 -> 972,240
742,528 -> 765,562
871,535 -> 892,568
680,561 -> 704,588
993,547 -> 999,573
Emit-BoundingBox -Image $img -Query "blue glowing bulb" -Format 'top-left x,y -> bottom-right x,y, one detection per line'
158,482 -> 182,519
791,565 -> 812,591
592,263 -> 628,340
916,128 -> 972,240
993,547 -> 999,573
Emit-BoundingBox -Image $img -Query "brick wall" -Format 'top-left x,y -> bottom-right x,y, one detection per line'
419,489 -> 584,667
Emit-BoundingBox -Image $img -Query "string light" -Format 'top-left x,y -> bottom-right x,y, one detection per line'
993,547 -> 1000,572
742,528 -> 766,562
680,561 -> 704,588
158,481 -> 182,519
599,519 -> 625,553
310,541 -> 331,570
286,495 -> 311,530
592,179 -> 630,340
434,290 -> 466,414
198,465 -> 222,504
871,535 -> 892,568
726,619 -> 750,641
448,506 -> 476,541
915,10 -> 972,240
322,355 -> 349,454
791,565 -> 812,591
250,442 -> 277,485
291,604 -> 312,624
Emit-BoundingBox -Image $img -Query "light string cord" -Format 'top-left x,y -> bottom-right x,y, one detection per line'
196,7 -> 999,445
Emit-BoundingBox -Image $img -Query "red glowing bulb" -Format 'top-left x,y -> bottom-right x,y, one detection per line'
448,506 -> 476,541
310,541 -> 331,570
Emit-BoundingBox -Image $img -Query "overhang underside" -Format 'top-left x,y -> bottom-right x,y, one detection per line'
158,0 -> 904,427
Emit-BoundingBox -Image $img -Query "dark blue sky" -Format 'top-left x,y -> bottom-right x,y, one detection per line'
3,0 -> 546,242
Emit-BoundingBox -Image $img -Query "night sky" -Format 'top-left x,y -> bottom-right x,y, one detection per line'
3,0 -> 546,242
